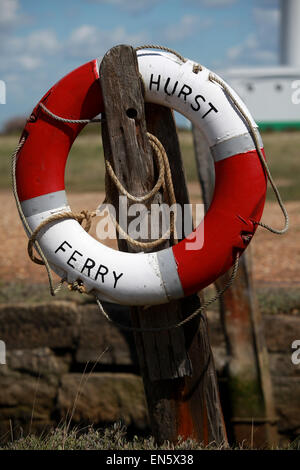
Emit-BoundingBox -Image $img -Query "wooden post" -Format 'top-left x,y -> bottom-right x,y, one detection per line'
99,45 -> 227,445
192,126 -> 279,447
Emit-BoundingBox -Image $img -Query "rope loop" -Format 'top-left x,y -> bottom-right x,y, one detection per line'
105,133 -> 165,203
135,44 -> 203,73
95,251 -> 240,332
39,102 -> 103,124
135,44 -> 187,64
209,72 -> 289,235
10,46 -> 289,333
104,131 -> 178,247
27,210 -> 96,266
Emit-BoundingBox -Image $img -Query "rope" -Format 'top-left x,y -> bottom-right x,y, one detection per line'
209,73 -> 289,235
135,45 -> 187,64
11,45 -> 288,334
104,131 -> 178,248
106,134 -> 164,203
12,137 -> 96,296
35,103 -> 179,247
39,102 -> 103,124
102,205 -> 172,249
27,210 -> 96,265
95,252 -> 240,332
11,136 -> 61,295
10,123 -> 178,297
11,101 -> 102,294
135,45 -> 288,234
135,44 -> 203,73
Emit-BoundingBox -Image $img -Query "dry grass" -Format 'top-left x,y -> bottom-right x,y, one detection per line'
1,422 -> 299,450
2,128 -> 300,199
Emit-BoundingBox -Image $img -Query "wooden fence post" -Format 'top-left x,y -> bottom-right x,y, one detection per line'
192,126 -> 279,447
99,45 -> 227,445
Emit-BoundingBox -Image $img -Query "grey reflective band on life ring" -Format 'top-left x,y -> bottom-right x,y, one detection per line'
21,190 -> 68,218
156,248 -> 185,300
210,131 -> 263,162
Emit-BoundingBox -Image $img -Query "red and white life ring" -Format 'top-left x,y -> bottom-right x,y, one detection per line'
15,50 -> 266,305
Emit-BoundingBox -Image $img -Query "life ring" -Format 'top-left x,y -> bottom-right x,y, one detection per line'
15,50 -> 266,305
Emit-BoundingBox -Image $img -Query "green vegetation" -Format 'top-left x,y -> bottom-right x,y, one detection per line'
2,128 -> 300,200
257,286 -> 300,316
1,280 -> 299,318
0,423 -> 205,450
0,280 -> 79,305
1,422 -> 298,450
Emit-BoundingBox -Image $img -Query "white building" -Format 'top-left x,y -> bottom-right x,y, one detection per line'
221,0 -> 300,130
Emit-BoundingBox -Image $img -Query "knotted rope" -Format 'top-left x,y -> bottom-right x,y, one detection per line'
27,210 -> 96,265
208,73 -> 288,234
10,44 -> 288,332
11,121 -> 179,301
103,132 -> 178,248
135,45 -> 288,234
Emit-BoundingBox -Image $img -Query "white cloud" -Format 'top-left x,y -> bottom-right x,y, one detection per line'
254,6 -> 279,25
226,31 -> 277,65
0,29 -> 60,72
226,44 -> 242,60
164,15 -> 198,42
86,0 -> 160,13
68,24 -> 146,58
186,0 -> 237,7
0,0 -> 20,28
17,55 -> 42,71
164,15 -> 212,42
0,0 -> 58,73
226,5 -> 280,65
25,30 -> 60,54
253,6 -> 280,49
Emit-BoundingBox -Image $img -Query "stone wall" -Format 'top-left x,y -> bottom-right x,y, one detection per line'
0,301 -> 299,443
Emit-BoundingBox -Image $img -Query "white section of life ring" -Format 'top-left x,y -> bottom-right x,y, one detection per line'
20,50 -> 261,305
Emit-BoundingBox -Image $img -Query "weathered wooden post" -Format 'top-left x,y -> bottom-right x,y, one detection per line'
99,45 -> 227,445
192,126 -> 279,447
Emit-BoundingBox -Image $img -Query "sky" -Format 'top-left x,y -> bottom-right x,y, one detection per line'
0,0 -> 280,130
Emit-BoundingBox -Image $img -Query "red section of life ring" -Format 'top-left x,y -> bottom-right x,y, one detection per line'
173,150 -> 266,295
15,58 -> 267,300
16,60 -> 102,201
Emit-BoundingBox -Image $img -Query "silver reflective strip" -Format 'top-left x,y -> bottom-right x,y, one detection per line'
156,248 -> 184,300
95,58 -> 101,75
210,131 -> 263,162
21,190 -> 68,217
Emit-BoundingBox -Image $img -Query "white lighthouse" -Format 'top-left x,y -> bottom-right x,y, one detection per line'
220,0 -> 300,130
281,0 -> 300,67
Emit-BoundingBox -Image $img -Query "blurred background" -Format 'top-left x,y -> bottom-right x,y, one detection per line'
0,0 -> 299,449
0,0 -> 288,131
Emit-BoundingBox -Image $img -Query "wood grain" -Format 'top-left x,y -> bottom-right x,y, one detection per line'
99,45 -> 227,445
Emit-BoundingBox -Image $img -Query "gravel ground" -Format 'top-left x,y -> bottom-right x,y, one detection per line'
1,189 -> 299,288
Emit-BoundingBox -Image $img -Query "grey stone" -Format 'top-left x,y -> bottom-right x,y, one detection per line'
6,347 -> 71,376
269,352 -> 300,378
0,301 -> 80,349
264,315 -> 300,353
273,377 -> 300,434
58,373 -> 148,429
0,371 -> 57,421
76,304 -> 136,366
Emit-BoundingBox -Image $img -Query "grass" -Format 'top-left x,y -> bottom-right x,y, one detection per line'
1,128 -> 300,200
1,279 -> 299,317
257,286 -> 300,316
0,423 -> 207,450
0,126 -> 197,194
0,279 -> 80,305
1,127 -> 299,451
1,422 -> 299,450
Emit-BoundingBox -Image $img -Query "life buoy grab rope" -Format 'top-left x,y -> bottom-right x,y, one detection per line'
15,50 -> 267,305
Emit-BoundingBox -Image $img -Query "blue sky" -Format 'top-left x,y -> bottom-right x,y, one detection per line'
0,0 -> 280,130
